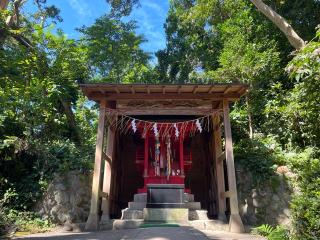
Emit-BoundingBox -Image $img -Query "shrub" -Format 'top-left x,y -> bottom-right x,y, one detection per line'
286,148 -> 320,239
252,224 -> 290,240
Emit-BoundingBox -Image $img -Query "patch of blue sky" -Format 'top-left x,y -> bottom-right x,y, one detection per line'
23,0 -> 169,59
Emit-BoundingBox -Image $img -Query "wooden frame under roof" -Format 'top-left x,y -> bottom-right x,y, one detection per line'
80,83 -> 249,101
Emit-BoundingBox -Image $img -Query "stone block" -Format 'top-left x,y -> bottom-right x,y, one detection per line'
143,208 -> 188,222
188,210 -> 208,220
121,209 -> 143,220
113,219 -> 144,230
184,193 -> 194,202
134,193 -> 147,202
128,201 -> 146,210
185,202 -> 201,210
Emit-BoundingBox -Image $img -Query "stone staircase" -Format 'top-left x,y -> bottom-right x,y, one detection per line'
111,193 -> 228,231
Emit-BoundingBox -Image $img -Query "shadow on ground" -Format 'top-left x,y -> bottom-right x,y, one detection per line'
14,226 -> 265,240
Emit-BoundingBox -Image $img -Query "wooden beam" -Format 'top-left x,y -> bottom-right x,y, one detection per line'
217,151 -> 226,163
209,86 -> 215,93
114,108 -> 213,116
130,86 -> 135,94
238,86 -> 247,96
178,86 -> 182,94
147,86 -> 150,94
162,86 -> 166,94
223,86 -> 232,94
222,191 -> 235,198
99,191 -> 108,198
193,85 -> 198,94
223,99 -> 244,233
101,105 -> 116,222
102,151 -> 112,166
114,87 -> 120,94
212,114 -> 227,221
88,92 -> 241,101
86,100 -> 107,230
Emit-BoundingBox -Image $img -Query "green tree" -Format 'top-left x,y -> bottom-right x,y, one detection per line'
79,15 -> 155,83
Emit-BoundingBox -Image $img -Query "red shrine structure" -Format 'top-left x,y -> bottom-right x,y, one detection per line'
135,123 -> 193,193
80,83 -> 248,233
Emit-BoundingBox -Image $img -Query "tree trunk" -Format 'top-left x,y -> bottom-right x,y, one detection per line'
60,99 -> 82,145
246,95 -> 253,139
250,0 -> 305,50
0,0 -> 9,10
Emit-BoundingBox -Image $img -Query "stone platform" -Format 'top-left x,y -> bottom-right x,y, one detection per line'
107,192 -> 229,232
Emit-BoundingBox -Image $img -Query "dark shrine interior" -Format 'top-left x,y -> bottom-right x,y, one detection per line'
108,115 -> 221,219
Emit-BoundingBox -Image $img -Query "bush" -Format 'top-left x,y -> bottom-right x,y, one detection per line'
286,148 -> 320,239
6,210 -> 55,234
252,224 -> 290,240
234,136 -> 284,184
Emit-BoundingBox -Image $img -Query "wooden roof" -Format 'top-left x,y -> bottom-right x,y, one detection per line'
80,83 -> 249,101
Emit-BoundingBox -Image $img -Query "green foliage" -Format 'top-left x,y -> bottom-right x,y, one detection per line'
7,210 -> 55,233
78,15 -> 154,83
234,136 -> 282,184
286,148 -> 320,239
252,224 -> 290,240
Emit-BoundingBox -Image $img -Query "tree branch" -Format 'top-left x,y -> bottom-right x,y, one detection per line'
250,0 -> 306,50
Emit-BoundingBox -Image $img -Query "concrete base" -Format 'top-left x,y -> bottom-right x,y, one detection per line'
99,219 -> 114,230
113,219 -> 144,230
189,220 -> 228,231
100,213 -> 110,222
143,208 -> 188,222
229,214 -> 245,233
85,213 -> 99,230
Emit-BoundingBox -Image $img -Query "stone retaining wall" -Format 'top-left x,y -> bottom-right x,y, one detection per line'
236,165 -> 293,227
35,171 -> 92,224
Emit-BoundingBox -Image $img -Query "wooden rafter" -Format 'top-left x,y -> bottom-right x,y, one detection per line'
193,85 -> 199,94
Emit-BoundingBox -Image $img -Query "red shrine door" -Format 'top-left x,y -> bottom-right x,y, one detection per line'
136,130 -> 192,193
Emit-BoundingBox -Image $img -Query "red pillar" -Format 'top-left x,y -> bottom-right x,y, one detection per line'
144,130 -> 149,177
179,135 -> 184,176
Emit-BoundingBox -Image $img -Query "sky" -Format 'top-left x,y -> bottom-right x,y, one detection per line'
24,0 -> 169,56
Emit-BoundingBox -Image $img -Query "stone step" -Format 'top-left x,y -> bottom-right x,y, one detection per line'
189,220 -> 228,231
113,219 -> 144,230
143,208 -> 188,222
133,192 -> 195,203
184,193 -> 194,202
189,210 -> 209,220
121,209 -> 143,220
128,201 -> 146,210
185,201 -> 201,210
133,193 -> 147,202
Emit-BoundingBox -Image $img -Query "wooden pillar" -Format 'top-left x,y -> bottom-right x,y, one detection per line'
179,135 -> 184,176
144,130 -> 149,177
100,126 -> 115,223
212,114 -> 227,221
85,100 -> 107,230
223,99 -> 244,233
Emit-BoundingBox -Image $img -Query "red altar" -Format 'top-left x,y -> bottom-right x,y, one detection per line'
135,125 -> 192,193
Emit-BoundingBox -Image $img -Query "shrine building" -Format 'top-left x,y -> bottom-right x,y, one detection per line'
80,83 -> 248,233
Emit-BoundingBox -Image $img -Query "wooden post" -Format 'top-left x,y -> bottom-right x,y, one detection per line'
85,100 -> 107,230
179,135 -> 184,176
223,99 -> 244,233
144,130 -> 149,177
212,114 -> 227,221
100,126 -> 115,223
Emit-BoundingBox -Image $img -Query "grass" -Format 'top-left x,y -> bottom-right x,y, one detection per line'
140,222 -> 180,228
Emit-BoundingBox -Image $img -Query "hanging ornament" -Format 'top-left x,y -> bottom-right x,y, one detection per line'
153,123 -> 159,137
196,119 -> 203,133
131,119 -> 137,133
173,123 -> 179,138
